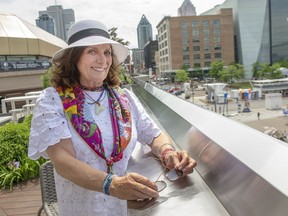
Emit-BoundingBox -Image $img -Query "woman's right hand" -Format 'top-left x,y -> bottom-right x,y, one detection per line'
109,172 -> 159,200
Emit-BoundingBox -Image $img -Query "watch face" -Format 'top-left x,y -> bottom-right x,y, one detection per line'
165,169 -> 183,181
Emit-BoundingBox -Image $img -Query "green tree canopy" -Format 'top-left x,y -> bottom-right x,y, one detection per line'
175,69 -> 189,82
219,63 -> 244,83
108,27 -> 130,46
253,62 -> 283,79
209,60 -> 224,79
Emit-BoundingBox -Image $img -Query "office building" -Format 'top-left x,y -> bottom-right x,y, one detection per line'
137,15 -> 152,49
156,9 -> 234,75
36,14 -> 55,35
202,0 -> 288,79
131,48 -> 144,73
38,5 -> 75,41
178,0 -> 196,16
144,39 -> 158,71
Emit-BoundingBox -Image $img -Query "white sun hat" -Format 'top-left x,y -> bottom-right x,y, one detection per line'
52,20 -> 129,65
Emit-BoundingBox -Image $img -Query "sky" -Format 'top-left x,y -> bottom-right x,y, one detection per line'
0,0 -> 225,48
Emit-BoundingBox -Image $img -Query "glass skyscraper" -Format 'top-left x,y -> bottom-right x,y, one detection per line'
137,15 -> 152,49
202,0 -> 288,79
270,0 -> 288,63
38,5 -> 75,41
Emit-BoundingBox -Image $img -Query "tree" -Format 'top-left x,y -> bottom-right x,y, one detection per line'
252,61 -> 261,78
193,67 -> 203,80
254,62 -> 283,79
175,69 -> 189,83
41,67 -> 52,88
219,63 -> 244,83
209,60 -> 224,79
277,59 -> 288,68
108,27 -> 130,46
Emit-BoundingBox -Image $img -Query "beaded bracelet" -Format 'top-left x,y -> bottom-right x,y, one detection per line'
161,148 -> 176,163
102,173 -> 114,195
157,143 -> 176,157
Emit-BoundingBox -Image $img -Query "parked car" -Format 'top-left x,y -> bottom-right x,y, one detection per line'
168,87 -> 181,93
173,90 -> 184,96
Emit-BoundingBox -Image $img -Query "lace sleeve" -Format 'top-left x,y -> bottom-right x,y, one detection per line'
28,87 -> 72,160
124,89 -> 161,145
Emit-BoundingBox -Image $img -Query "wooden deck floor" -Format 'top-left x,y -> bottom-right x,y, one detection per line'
0,179 -> 45,216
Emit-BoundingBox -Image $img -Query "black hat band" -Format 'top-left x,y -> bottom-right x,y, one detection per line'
68,28 -> 110,45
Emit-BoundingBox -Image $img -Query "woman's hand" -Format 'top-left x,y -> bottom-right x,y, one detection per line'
109,172 -> 159,200
163,150 -> 197,176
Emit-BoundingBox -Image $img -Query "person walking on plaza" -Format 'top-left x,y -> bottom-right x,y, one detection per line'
28,19 -> 197,216
257,112 -> 260,120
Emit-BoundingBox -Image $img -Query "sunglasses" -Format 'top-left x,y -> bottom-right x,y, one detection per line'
155,168 -> 183,192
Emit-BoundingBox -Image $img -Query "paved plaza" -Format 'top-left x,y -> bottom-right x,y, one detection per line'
187,89 -> 288,135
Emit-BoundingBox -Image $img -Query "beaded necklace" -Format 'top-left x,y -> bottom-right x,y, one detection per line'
83,90 -> 106,115
79,85 -> 104,92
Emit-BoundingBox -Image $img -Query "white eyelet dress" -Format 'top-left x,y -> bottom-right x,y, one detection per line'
28,87 -> 161,216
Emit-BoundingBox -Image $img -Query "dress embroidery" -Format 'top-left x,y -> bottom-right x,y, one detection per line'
57,84 -> 132,173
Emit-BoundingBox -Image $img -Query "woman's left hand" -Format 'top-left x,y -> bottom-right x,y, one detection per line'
163,150 -> 197,176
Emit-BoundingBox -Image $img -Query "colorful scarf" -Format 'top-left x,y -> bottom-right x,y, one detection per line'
57,84 -> 132,173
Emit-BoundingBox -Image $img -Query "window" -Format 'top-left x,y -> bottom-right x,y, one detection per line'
204,37 -> 210,44
192,29 -> 199,36
181,21 -> 188,28
214,37 -> 221,43
193,54 -> 200,60
214,28 -> 221,35
204,62 -> 211,67
215,53 -> 222,58
192,20 -> 199,27
183,45 -> 189,54
193,37 -> 200,43
204,45 -> 211,52
183,55 -> 190,61
214,44 -> 221,50
203,29 -> 210,36
204,53 -> 211,59
193,46 -> 200,52
203,20 -> 209,27
213,19 -> 220,26
194,63 -> 201,68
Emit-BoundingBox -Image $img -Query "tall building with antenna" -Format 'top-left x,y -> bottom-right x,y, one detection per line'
137,15 -> 152,49
37,4 -> 75,41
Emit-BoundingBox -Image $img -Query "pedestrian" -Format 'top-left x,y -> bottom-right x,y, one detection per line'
257,112 -> 260,120
27,19 -> 197,216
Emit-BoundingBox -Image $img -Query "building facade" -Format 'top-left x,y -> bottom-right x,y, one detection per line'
178,0 -> 197,16
38,5 -> 75,41
131,48 -> 145,73
143,39 -> 158,71
156,9 -> 234,75
0,13 -> 66,94
36,14 -> 55,35
137,15 -> 153,49
203,0 -> 288,79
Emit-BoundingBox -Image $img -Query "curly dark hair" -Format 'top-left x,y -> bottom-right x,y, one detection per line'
51,46 -> 121,89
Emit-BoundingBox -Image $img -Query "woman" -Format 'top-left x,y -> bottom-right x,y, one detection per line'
28,20 -> 196,216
